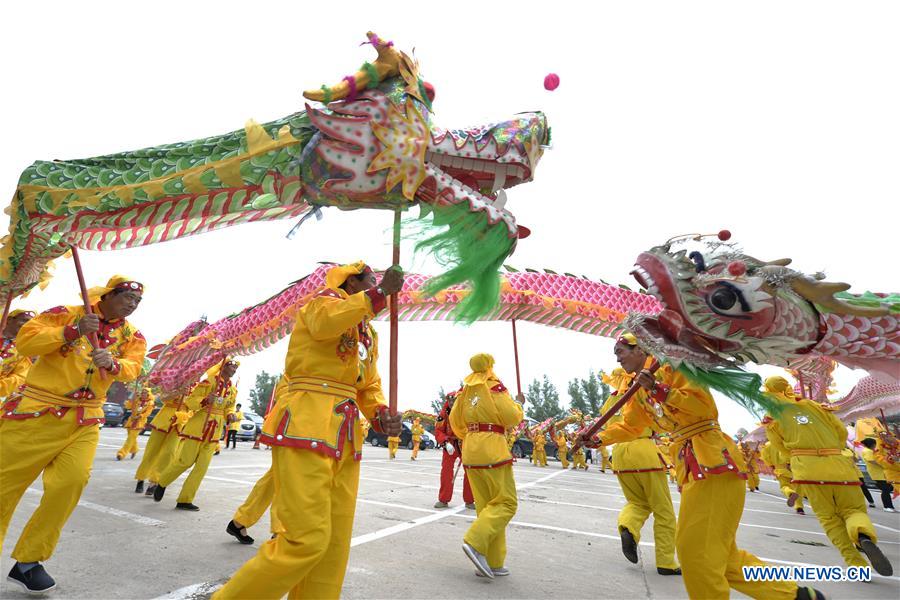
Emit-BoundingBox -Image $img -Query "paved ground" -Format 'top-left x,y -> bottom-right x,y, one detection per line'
2,427 -> 899,599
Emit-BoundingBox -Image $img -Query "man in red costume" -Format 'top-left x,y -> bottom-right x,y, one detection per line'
433,390 -> 475,510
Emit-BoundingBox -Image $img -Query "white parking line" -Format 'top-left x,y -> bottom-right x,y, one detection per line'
26,488 -> 163,526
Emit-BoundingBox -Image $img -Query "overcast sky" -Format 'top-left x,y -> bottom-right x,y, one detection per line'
2,1 -> 897,434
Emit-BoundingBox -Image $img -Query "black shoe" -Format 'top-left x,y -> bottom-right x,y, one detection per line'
135,480 -> 144,494
176,502 -> 200,511
620,527 -> 638,564
153,484 -> 166,502
7,562 -> 57,594
795,585 -> 826,600
226,520 -> 254,544
858,533 -> 893,576
145,483 -> 157,496
657,567 -> 681,576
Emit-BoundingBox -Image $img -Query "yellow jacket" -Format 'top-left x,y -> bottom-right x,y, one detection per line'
597,364 -> 747,484
862,448 -> 886,480
766,399 -> 857,484
450,377 -> 522,469
229,410 -> 244,432
149,387 -> 194,433
855,417 -> 885,442
0,338 -> 32,398
180,376 -> 237,444
261,286 -> 389,460
125,391 -> 156,430
760,442 -> 776,469
602,370 -> 667,472
532,432 -> 546,450
5,304 -> 145,426
555,432 -> 568,453
411,422 -> 424,440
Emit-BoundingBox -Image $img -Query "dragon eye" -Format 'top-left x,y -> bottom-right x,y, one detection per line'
710,287 -> 737,310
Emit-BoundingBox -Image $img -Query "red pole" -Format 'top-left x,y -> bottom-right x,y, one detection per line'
511,319 -> 522,396
69,246 -> 106,379
389,210 -> 401,415
0,295 -> 12,338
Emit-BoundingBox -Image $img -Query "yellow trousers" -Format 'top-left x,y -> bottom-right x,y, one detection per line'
135,427 -> 182,482
803,484 -> 877,567
746,471 -> 759,490
677,473 -> 797,599
411,438 -> 420,460
464,465 -> 517,569
616,471 -> 678,570
558,447 -> 568,469
599,446 -> 612,471
157,438 -> 216,504
388,439 -> 399,459
533,448 -> 547,466
233,467 -> 281,531
572,454 -> 587,470
0,412 -> 98,562
775,471 -> 804,510
116,429 -> 141,460
214,442 -> 360,600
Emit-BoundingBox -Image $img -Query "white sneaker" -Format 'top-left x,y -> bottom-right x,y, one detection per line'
884,507 -> 895,513
476,566 -> 509,577
462,543 -> 494,579
433,501 -> 449,509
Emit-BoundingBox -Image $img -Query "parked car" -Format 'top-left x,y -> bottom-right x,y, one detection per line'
235,416 -> 258,441
367,422 -> 431,450
244,411 -> 264,436
510,434 -> 559,460
102,402 -> 126,427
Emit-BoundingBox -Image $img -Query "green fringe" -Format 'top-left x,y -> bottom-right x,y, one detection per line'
676,364 -> 786,420
361,62 -> 380,89
413,202 -> 515,323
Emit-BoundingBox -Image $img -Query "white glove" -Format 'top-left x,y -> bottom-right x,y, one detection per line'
446,444 -> 455,456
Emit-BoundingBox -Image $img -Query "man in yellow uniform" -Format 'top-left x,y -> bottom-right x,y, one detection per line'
0,276 -> 145,594
410,417 -> 424,460
213,261 -> 403,600
860,438 -> 895,512
227,403 -> 244,449
570,436 -> 588,470
765,376 -> 892,576
598,352 -> 680,576
153,359 -> 238,510
0,309 -> 36,399
742,442 -> 761,492
388,432 -> 400,459
134,385 -> 194,494
843,446 -> 876,508
598,445 -> 612,473
760,437 -> 805,514
585,335 -> 808,600
532,430 -> 547,467
450,353 -> 523,579
555,429 -> 569,468
116,387 -> 155,460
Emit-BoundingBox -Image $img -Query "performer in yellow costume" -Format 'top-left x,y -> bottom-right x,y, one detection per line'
760,436 -> 805,514
0,276 -> 145,594
570,437 -> 588,470
450,353 -> 523,579
410,417 -> 424,460
116,388 -> 155,460
586,335 -> 809,600
153,359 -> 238,510
388,433 -> 400,459
765,376 -> 892,576
532,430 -> 547,466
227,402 -> 244,449
0,309 -> 35,398
555,429 -> 569,468
134,385 -> 194,494
598,358 -> 679,575
213,261 -> 403,600
855,417 -> 885,443
598,445 -> 613,472
860,438 -> 895,512
742,442 -> 761,492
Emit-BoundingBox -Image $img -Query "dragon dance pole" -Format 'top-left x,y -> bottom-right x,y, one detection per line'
797,373 -> 807,399
389,210 -> 401,415
69,246 -> 106,379
571,360 -> 661,451
0,295 -> 12,338
511,319 -> 522,396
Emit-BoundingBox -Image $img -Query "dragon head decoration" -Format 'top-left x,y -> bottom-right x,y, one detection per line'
626,233 -> 899,383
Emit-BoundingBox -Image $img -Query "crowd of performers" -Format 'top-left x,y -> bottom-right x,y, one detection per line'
0,264 -> 898,598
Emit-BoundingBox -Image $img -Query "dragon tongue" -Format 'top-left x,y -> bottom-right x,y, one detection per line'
658,309 -> 684,342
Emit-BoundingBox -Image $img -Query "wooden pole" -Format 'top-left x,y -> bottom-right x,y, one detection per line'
797,373 -> 807,399
69,246 -> 106,379
0,295 -> 12,338
389,210 -> 401,415
511,319 -> 523,396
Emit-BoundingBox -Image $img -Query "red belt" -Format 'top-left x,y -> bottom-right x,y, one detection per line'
467,423 -> 505,434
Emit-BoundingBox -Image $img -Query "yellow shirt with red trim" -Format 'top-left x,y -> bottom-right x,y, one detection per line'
766,399 -> 858,484
124,394 -> 155,430
601,374 -> 668,473
449,377 -> 523,469
3,304 -> 145,426
261,285 -> 389,460
149,387 -> 195,433
179,376 -> 237,445
596,364 -> 747,485
0,337 -> 32,398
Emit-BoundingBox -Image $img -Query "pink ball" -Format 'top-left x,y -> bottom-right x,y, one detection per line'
544,73 -> 560,91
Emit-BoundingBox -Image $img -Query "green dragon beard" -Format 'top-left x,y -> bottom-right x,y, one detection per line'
676,364 -> 786,421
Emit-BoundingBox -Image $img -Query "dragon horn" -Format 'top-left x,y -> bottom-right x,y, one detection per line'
303,32 -> 403,103
789,276 -> 890,318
